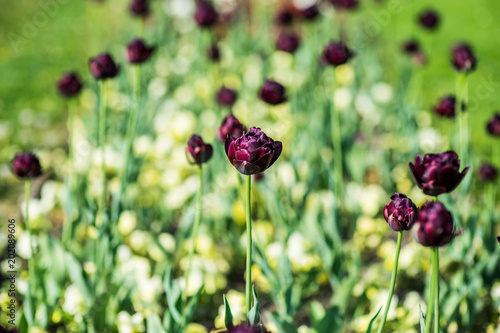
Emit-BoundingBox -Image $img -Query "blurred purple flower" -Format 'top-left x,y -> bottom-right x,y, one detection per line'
89,53 -> 120,80
402,39 -> 427,66
276,32 -> 301,53
412,201 -> 455,247
216,86 -> 237,107
452,43 -> 477,73
217,114 -> 246,143
11,153 -> 42,178
207,43 -> 221,62
129,0 -> 150,17
57,72 -> 83,97
322,41 -> 353,67
126,39 -> 155,64
486,113 -> 500,136
194,0 -> 218,28
259,80 -> 287,105
434,95 -> 463,118
329,0 -> 359,10
418,9 -> 440,30
478,163 -> 498,182
297,4 -> 320,20
274,7 -> 294,26
225,127 -> 282,175
409,151 -> 469,196
383,193 -> 418,232
186,135 -> 213,165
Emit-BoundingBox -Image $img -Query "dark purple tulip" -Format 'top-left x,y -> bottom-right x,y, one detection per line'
194,0 -> 218,28
207,43 -> 221,62
412,201 -> 455,247
486,113 -> 500,136
478,163 -> 498,182
497,236 -> 500,243
186,135 -> 213,165
329,0 -> 359,10
418,9 -> 440,30
129,0 -> 150,17
217,114 -> 246,143
276,32 -> 301,53
297,4 -> 320,20
126,39 -> 155,64
259,80 -> 287,105
57,72 -> 83,97
216,86 -> 237,107
383,193 -> 418,232
409,151 -> 470,196
434,95 -> 458,118
451,43 -> 477,73
402,39 -> 427,66
11,153 -> 42,178
274,7 -> 294,26
225,127 -> 282,175
322,41 -> 353,67
89,53 -> 120,80
224,324 -> 271,333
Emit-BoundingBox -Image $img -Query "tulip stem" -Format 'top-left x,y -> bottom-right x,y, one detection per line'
98,80 -> 108,228
432,247 -> 440,333
122,65 -> 142,200
377,231 -> 403,333
183,165 -> 204,304
327,69 -> 344,204
456,73 -> 468,164
245,174 -> 253,317
425,247 -> 439,333
25,180 -> 37,291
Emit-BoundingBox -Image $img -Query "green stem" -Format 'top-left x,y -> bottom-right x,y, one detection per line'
425,252 -> 435,333
456,74 -> 468,162
62,101 -> 75,246
122,65 -> 142,196
25,181 -> 36,282
377,231 -> 403,333
183,165 -> 203,303
245,174 -> 252,317
98,80 -> 108,228
432,247 -> 440,333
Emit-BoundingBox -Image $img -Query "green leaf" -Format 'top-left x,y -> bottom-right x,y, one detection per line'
24,284 -> 34,325
19,313 -> 29,333
248,285 -> 261,326
419,305 -> 426,333
64,253 -> 92,306
184,284 -> 203,323
309,301 -> 326,325
366,306 -> 382,333
163,268 -> 182,324
147,313 -> 165,333
223,295 -> 234,330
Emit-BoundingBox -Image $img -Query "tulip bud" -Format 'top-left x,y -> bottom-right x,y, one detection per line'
402,39 -> 427,66
194,0 -> 218,28
207,43 -> 221,62
297,4 -> 320,20
216,86 -> 237,107
322,41 -> 354,67
89,53 -> 120,80
186,135 -> 213,165
276,32 -> 301,54
217,114 -> 246,143
126,39 -> 155,64
434,95 -> 464,118
412,201 -> 455,247
478,163 -> 498,182
418,9 -> 440,30
11,153 -> 42,178
225,127 -> 282,175
486,113 -> 500,136
409,151 -> 469,196
259,80 -> 287,105
274,7 -> 294,26
329,0 -> 359,10
57,72 -> 83,97
451,43 -> 477,73
383,193 -> 418,232
129,0 -> 150,17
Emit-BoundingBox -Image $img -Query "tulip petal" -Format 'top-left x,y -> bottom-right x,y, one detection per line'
234,160 -> 261,175
268,141 -> 283,168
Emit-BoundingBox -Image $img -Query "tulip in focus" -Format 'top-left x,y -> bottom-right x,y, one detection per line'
409,151 -> 469,196
225,127 -> 282,175
412,201 -> 455,247
186,135 -> 213,165
12,153 -> 42,178
89,53 -> 120,80
383,193 -> 418,232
